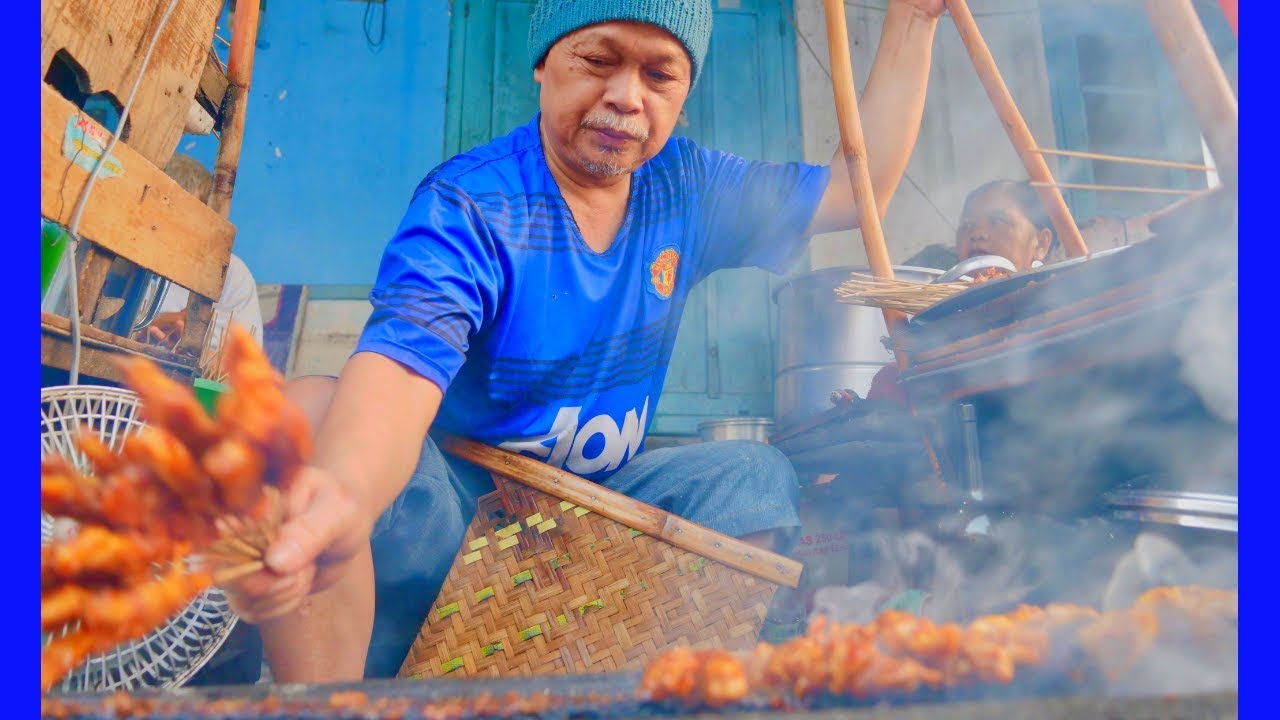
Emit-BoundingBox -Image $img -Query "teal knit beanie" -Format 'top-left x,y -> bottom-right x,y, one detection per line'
528,0 -> 714,88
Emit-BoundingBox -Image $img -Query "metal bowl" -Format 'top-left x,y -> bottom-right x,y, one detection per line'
697,417 -> 774,443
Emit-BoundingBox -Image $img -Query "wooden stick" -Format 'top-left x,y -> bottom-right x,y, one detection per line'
208,0 -> 261,218
214,560 -> 264,585
1033,147 -> 1213,173
1141,0 -> 1237,193
440,435 -> 803,588
946,0 -> 1088,259
1030,181 -> 1200,197
822,0 -> 908,358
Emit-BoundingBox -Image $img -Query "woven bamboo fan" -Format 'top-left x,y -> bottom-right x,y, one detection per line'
397,437 -> 804,679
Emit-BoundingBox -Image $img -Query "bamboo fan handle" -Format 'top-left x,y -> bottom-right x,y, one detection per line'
440,435 -> 803,589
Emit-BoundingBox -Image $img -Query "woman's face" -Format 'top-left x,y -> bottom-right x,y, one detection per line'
954,187 -> 1053,272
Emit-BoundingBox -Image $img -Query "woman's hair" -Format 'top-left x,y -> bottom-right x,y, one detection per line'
962,179 -> 1058,251
163,153 -> 213,205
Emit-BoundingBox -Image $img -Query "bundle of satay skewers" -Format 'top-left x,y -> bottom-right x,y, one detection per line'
835,268 -> 1012,315
40,325 -> 312,692
639,585 -> 1237,710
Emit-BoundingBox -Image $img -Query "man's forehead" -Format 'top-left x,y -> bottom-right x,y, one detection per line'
561,21 -> 690,63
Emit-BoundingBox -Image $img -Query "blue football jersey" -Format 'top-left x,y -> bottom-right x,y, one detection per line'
355,115 -> 829,481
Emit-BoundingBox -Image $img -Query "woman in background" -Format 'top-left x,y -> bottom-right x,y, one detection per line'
869,179 -> 1057,404
904,179 -> 1056,273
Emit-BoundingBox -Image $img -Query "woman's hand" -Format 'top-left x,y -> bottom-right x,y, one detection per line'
218,466 -> 371,622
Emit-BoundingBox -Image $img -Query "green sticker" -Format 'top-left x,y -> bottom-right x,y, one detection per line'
481,642 -> 504,657
441,657 -> 464,673
578,599 -> 605,615
512,569 -> 533,586
519,625 -> 543,641
474,587 -> 495,603
689,557 -> 709,573
556,614 -> 568,626
628,528 -> 643,538
550,553 -> 572,570
437,602 -> 460,619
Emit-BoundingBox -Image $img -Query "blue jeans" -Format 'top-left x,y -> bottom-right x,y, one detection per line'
363,434 -> 802,678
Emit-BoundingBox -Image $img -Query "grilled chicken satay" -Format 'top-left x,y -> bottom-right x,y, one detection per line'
41,527 -> 172,590
116,357 -> 221,455
39,326 -> 313,691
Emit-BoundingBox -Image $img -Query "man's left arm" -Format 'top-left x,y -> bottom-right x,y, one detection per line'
806,0 -> 944,236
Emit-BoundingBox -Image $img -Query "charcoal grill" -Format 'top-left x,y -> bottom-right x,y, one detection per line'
40,672 -> 1238,720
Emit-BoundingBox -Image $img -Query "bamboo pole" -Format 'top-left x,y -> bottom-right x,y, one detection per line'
821,0 -> 908,360
179,0 -> 261,357
1033,147 -> 1213,173
823,1 -> 948,484
1142,0 -> 1237,193
209,0 -> 262,218
946,0 -> 1089,259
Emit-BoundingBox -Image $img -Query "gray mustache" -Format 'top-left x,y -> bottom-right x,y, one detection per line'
580,112 -> 650,143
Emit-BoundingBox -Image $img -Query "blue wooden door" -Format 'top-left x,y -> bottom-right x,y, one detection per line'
444,0 -> 805,436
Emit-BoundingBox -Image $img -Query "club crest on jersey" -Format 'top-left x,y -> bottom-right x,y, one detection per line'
647,246 -> 680,300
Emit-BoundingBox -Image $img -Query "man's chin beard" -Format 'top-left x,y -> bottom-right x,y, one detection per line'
578,153 -> 632,178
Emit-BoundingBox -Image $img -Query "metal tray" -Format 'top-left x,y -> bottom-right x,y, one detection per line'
1104,489 -> 1238,533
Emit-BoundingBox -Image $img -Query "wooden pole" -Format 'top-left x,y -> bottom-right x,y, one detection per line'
209,0 -> 261,218
821,0 -> 909,361
946,0 -> 1089,259
823,1 -> 949,484
1142,0 -> 1237,193
178,0 -> 261,357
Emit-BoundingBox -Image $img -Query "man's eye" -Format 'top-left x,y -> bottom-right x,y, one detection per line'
584,56 -> 609,66
648,71 -> 673,82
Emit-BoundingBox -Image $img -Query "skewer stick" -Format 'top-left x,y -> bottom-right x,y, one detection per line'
1030,181 -> 1201,196
1141,0 -> 1237,192
1032,147 -> 1214,173
946,0 -> 1088,259
214,560 -> 264,586
822,0 -> 908,358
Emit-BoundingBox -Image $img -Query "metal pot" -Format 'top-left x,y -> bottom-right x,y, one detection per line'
772,265 -> 941,427
697,417 -> 774,443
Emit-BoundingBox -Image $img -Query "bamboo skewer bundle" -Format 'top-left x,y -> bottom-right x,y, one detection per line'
834,273 -> 975,315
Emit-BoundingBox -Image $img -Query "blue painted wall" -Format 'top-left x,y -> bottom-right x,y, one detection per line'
184,0 -> 452,285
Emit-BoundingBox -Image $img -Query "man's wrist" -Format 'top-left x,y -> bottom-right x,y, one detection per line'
887,1 -> 942,27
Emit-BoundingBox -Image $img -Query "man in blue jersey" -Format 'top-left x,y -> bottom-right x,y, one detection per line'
225,0 -> 945,682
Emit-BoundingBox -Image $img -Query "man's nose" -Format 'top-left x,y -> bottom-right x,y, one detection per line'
603,69 -> 644,115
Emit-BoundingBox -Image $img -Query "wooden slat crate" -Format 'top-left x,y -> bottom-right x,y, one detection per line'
41,0 -> 224,168
398,438 -> 803,679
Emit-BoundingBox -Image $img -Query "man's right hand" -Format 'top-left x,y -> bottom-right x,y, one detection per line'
219,466 -> 370,623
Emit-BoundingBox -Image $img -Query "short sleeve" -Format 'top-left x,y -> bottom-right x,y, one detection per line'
219,255 -> 264,344
691,147 -> 831,276
354,181 -> 503,393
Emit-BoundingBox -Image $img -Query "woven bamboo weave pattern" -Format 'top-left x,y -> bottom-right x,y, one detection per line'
397,476 -> 781,678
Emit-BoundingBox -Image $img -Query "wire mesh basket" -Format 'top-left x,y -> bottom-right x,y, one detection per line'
41,385 -> 238,693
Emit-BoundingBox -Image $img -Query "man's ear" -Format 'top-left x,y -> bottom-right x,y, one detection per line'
534,60 -> 545,83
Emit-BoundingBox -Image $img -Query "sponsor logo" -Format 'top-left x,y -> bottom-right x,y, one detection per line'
499,398 -> 649,476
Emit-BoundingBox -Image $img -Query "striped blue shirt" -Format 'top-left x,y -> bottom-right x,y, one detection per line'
356,115 -> 829,480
